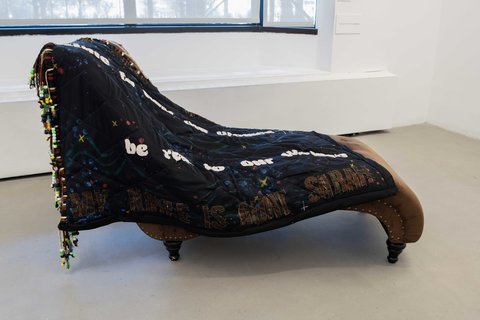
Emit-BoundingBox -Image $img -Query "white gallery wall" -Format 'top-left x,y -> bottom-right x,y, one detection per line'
331,0 -> 444,127
429,0 -> 480,139
0,0 -> 472,178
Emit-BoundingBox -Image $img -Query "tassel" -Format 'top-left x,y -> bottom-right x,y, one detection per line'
59,229 -> 79,269
28,69 -> 36,89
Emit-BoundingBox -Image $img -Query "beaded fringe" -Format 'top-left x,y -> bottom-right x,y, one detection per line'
31,49 -> 78,269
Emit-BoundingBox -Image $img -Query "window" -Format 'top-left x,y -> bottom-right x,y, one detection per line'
265,0 -> 316,27
134,0 -> 259,23
0,0 -> 317,35
0,0 -> 125,21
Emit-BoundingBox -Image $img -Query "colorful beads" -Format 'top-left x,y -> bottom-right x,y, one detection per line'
32,60 -> 78,269
59,230 -> 79,269
28,69 -> 35,87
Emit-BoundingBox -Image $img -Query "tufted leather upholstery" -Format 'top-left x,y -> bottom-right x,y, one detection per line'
331,135 -> 424,243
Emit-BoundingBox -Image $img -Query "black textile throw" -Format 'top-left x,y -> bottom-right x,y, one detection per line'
31,38 -> 396,266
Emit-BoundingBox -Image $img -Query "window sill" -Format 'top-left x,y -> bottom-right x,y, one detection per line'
0,24 -> 318,36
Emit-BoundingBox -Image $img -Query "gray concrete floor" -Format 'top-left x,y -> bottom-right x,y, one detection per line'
1,124 -> 479,320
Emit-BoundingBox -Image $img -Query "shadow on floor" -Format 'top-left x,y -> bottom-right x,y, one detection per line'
74,212 -> 395,277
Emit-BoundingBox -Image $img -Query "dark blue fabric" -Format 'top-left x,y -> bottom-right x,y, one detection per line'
39,38 -> 397,236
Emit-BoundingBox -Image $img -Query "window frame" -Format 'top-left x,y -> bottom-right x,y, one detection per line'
0,0 -> 318,36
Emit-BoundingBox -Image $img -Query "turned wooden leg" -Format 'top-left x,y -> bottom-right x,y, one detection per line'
163,241 -> 182,261
386,240 -> 406,263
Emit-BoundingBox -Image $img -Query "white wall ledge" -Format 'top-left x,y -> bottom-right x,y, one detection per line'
0,68 -> 395,103
153,68 -> 395,91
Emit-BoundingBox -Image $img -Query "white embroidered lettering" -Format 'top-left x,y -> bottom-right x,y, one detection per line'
241,158 -> 273,167
119,71 -> 135,87
216,130 -> 275,138
204,163 -> 225,172
281,149 -> 348,159
162,149 -> 192,165
124,139 -> 148,157
143,90 -> 174,115
184,120 -> 208,134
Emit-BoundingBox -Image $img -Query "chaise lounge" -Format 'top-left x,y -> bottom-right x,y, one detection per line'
31,38 -> 423,268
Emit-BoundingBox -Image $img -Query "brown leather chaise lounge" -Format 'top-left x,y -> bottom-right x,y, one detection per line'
138,135 -> 424,263
32,38 -> 423,268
